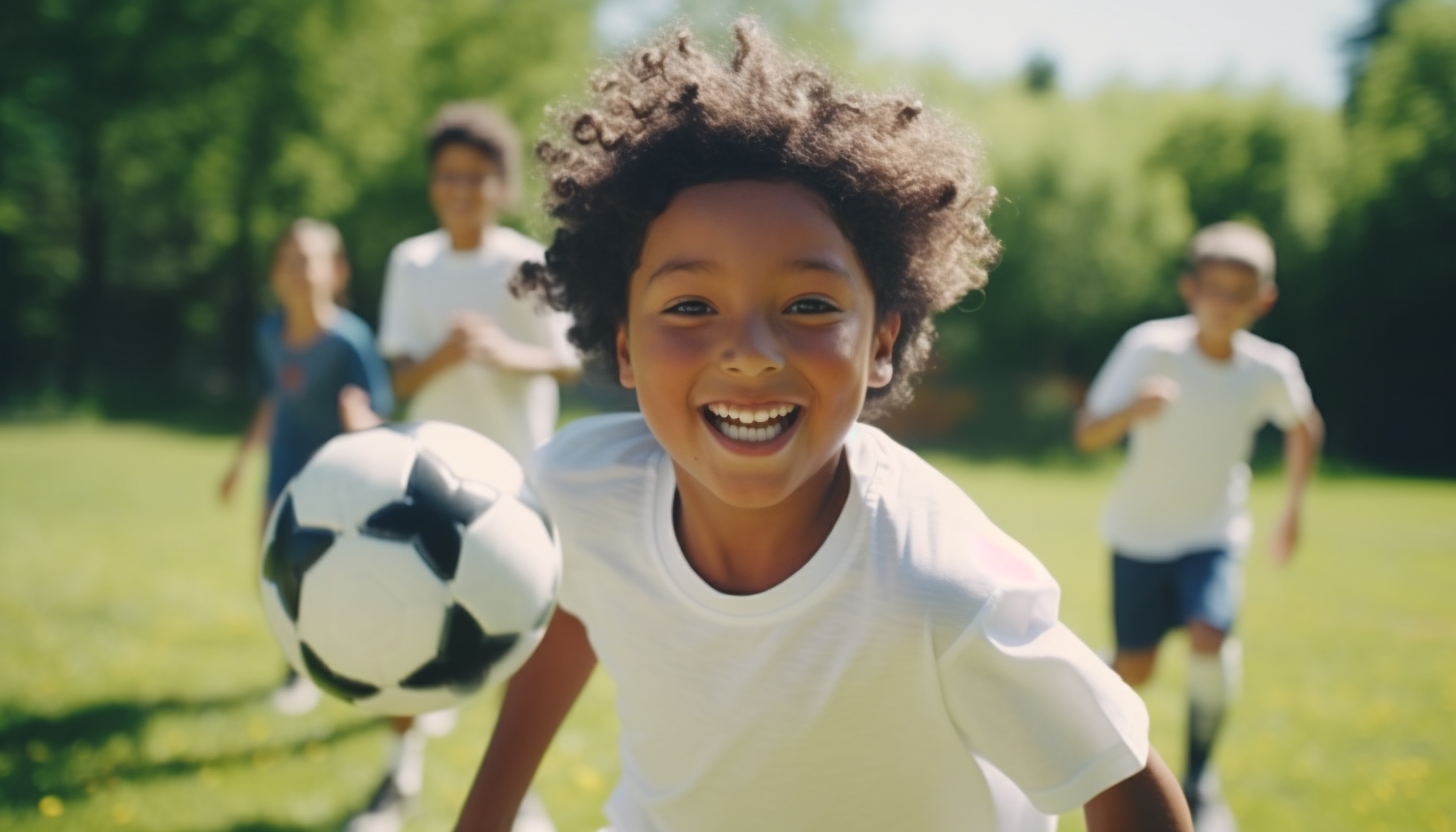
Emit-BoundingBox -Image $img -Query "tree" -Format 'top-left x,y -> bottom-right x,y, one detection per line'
1318,0 -> 1456,473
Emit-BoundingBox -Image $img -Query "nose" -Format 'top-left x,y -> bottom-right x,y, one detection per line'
719,312 -> 784,378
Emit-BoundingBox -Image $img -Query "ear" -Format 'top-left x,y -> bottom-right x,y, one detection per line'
867,312 -> 901,389
1178,274 -> 1197,309
616,322 -> 636,389
1253,283 -> 1279,319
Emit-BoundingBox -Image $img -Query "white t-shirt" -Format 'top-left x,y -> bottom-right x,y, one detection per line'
1084,316 -> 1314,560
377,227 -> 576,463
529,414 -> 1150,832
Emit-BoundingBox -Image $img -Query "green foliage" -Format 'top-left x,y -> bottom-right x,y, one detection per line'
3,0 -> 1453,472
0,0 -> 595,406
863,61 -> 1346,451
1304,0 -> 1456,473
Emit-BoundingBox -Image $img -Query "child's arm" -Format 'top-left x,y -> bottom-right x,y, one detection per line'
219,398 -> 274,503
1272,404 -> 1323,565
454,607 -> 597,832
391,314 -> 580,400
1074,376 -> 1179,453
1083,747 -> 1193,832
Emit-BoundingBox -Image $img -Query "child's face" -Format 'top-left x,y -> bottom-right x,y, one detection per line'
270,232 -> 343,309
429,143 -> 503,236
617,181 -> 900,510
1179,260 -> 1275,339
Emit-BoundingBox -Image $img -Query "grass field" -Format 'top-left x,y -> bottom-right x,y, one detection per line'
1,421 -> 1452,831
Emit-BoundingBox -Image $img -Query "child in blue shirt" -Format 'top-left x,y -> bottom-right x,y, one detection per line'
220,217 -> 393,713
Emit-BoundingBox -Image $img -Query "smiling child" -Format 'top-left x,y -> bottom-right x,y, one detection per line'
454,20 -> 1192,832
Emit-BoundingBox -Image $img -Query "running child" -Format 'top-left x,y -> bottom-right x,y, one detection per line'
361,101 -> 576,832
1074,221 -> 1323,828
378,100 -> 580,465
218,217 -> 394,713
455,20 -> 1192,832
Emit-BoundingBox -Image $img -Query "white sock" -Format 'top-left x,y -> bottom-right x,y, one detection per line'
1187,653 -> 1229,744
389,727 -> 428,797
1185,638 -> 1241,795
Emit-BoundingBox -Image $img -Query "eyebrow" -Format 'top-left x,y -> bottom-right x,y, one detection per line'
644,255 -> 855,284
644,258 -> 712,284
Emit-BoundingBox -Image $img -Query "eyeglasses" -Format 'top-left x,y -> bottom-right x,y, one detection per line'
1192,283 -> 1260,304
432,173 -> 494,188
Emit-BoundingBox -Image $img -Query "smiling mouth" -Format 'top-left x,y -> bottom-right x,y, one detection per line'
704,403 -> 801,443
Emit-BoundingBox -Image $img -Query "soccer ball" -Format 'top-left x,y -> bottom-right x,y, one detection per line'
259,421 -> 559,716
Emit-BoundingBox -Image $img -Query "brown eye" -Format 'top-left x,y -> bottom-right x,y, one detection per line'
665,300 -> 714,315
785,298 -> 839,314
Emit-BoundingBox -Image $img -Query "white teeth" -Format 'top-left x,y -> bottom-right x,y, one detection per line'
709,415 -> 787,443
705,403 -> 798,442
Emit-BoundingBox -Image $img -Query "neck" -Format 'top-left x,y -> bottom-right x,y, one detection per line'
672,450 -> 851,595
283,296 -> 336,346
1196,328 -> 1235,361
447,222 -> 492,252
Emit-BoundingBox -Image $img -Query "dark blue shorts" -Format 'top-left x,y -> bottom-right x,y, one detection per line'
1112,548 -> 1240,651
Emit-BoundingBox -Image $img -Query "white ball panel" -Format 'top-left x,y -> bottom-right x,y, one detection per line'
259,580 -> 305,673
298,535 -> 450,685
356,684 -> 464,717
410,421 -> 523,494
453,497 -> 560,634
289,429 -> 417,531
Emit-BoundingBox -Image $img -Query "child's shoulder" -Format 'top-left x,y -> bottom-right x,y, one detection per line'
1119,315 -> 1198,353
1234,328 -> 1303,373
255,309 -> 284,341
325,308 -> 377,347
388,229 -> 451,269
486,226 -> 546,262
854,426 -> 1055,612
529,412 -> 660,494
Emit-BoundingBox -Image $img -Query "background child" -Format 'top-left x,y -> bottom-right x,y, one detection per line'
1074,221 -> 1323,829
378,100 -> 580,465
455,20 -> 1192,832
364,101 -> 573,832
218,217 -> 394,713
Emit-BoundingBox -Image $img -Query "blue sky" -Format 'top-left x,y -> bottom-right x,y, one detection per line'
598,0 -> 1373,107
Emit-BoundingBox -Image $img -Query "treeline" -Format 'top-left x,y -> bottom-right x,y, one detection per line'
2,0 -> 1453,474
0,0 -> 595,406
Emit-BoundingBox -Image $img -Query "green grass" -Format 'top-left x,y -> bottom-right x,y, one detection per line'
1,422 -> 1452,831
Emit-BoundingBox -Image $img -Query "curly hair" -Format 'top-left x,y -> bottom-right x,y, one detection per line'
519,18 -> 999,415
428,101 -> 524,210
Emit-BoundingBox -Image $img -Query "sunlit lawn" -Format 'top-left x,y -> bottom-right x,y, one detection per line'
1,422 -> 1452,831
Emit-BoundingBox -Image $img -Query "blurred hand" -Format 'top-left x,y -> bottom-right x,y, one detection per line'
219,463 -> 241,505
1129,375 -> 1179,422
338,385 -> 384,432
441,311 -> 517,368
1271,505 -> 1300,567
435,314 -> 478,366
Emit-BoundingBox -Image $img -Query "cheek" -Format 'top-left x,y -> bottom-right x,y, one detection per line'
629,322 -> 711,387
787,324 -> 872,379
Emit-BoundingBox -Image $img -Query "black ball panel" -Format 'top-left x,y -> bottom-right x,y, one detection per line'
361,448 -> 497,581
301,641 -> 380,701
263,495 -> 336,621
399,604 -> 517,693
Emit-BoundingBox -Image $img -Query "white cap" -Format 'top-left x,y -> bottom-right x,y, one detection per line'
1188,221 -> 1276,284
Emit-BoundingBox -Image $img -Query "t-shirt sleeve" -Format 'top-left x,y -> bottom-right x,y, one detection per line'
504,261 -> 582,370
938,535 -> 1149,815
343,329 -> 395,418
1084,331 -> 1152,419
377,248 -> 424,360
1263,349 -> 1314,430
